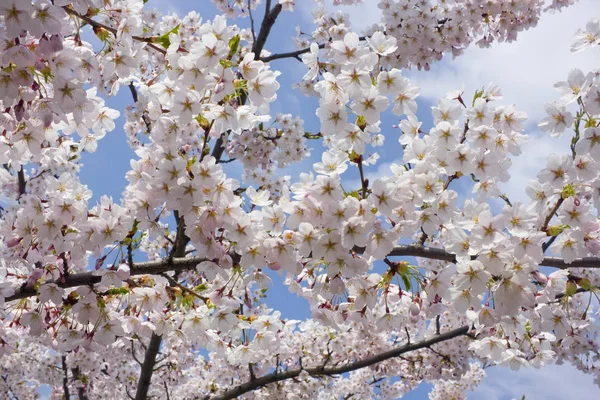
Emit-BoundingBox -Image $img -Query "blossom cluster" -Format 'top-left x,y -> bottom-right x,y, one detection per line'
0,0 -> 599,399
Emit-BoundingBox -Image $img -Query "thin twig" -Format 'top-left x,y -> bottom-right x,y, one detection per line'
540,197 -> 564,233
164,381 -> 171,400
63,7 -> 167,54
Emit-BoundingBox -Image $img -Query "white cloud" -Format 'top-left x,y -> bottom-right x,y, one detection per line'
408,0 -> 598,123
406,1 -> 598,204
496,131 -> 570,204
300,1 -> 382,33
472,363 -> 600,400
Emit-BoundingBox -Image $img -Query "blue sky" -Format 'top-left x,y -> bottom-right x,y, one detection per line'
75,0 -> 600,398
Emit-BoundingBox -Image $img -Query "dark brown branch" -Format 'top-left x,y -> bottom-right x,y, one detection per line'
5,256 -> 206,302
134,333 -> 163,400
6,245 -> 600,302
210,136 -> 226,163
72,366 -> 90,400
170,210 -> 190,259
259,36 -> 367,63
211,3 -> 283,163
17,168 -> 26,197
61,355 -> 71,400
131,341 -> 143,366
251,2 -> 281,57
128,83 -> 153,134
164,381 -> 171,400
208,325 -> 470,400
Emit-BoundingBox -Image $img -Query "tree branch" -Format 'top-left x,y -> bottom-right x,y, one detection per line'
17,168 -> 26,197
251,2 -> 281,57
207,325 -> 470,400
164,381 -> 171,400
134,333 -> 162,400
540,196 -> 564,233
259,36 -> 366,63
61,355 -> 71,400
71,366 -> 90,400
128,83 -> 153,134
6,245 -> 600,302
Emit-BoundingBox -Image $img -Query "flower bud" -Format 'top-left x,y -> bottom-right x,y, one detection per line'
49,35 -> 63,52
409,302 -> 420,316
6,237 -> 22,248
267,262 -> 281,271
329,276 -> 345,294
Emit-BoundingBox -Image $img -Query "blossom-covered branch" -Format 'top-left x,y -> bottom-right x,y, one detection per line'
6,245 -> 600,303
208,325 -> 471,400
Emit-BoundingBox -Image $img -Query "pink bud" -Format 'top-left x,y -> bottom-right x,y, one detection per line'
6,237 -> 22,248
38,37 -> 53,56
49,35 -> 63,52
27,268 -> 44,287
329,276 -> 345,294
531,270 -> 548,285
95,256 -> 106,270
267,262 -> 281,271
14,100 -> 24,122
409,303 -> 420,316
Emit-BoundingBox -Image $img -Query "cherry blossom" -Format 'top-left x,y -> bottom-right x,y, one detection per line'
0,1 -> 598,399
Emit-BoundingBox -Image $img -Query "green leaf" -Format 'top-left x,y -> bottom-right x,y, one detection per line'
579,278 -> 593,291
344,190 -> 360,200
303,132 -> 322,140
193,283 -> 208,292
565,281 -> 578,297
41,66 -> 53,83
401,274 -> 412,291
472,87 -> 485,106
228,34 -> 240,58
154,24 -> 180,49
